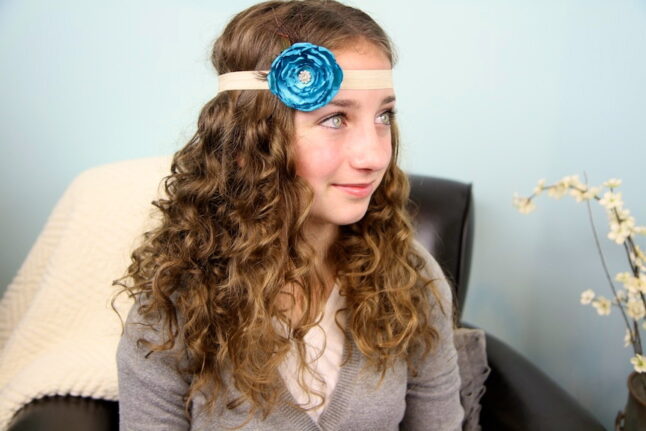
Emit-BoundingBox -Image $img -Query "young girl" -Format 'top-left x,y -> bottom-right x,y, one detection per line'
116,1 -> 463,429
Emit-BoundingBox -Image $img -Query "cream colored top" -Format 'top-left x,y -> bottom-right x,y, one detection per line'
277,284 -> 346,422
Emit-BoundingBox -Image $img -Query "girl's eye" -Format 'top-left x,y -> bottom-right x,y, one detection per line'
377,110 -> 395,126
321,114 -> 344,129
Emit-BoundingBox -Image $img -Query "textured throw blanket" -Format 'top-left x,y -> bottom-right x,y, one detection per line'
0,155 -> 172,429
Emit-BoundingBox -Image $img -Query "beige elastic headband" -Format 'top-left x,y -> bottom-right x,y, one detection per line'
215,42 -> 393,111
217,69 -> 393,92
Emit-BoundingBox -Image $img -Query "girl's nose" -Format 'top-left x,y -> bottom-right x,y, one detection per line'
348,122 -> 392,172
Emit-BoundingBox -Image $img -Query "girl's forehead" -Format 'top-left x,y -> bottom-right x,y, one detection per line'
332,42 -> 391,71
327,90 -> 396,109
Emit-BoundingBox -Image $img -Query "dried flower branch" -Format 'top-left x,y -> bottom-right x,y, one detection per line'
513,175 -> 646,372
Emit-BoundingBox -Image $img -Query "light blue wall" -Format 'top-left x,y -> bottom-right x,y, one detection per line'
1,0 -> 644,428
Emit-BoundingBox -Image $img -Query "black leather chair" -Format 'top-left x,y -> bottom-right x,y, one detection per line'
407,175 -> 604,430
8,174 -> 604,430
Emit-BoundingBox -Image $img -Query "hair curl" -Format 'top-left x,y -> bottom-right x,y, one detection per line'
114,0 -> 444,426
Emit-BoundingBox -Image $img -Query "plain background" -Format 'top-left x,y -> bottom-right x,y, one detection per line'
1,0 -> 645,428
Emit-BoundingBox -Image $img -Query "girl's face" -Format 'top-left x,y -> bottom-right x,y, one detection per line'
293,41 -> 395,230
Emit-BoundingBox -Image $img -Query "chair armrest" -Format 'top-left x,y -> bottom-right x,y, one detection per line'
8,396 -> 118,431
479,330 -> 605,430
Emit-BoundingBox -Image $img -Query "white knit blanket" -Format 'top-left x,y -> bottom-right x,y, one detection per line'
0,155 -> 172,429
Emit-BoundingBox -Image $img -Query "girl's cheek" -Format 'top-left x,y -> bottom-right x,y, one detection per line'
296,141 -> 342,178
315,150 -> 343,178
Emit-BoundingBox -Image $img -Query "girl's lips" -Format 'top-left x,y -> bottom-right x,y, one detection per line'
332,182 -> 374,198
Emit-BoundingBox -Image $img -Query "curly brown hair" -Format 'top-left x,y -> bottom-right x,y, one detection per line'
114,0 -> 444,426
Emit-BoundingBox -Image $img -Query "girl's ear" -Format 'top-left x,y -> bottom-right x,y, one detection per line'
236,156 -> 246,168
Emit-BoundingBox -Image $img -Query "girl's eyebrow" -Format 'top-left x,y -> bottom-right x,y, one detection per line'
327,95 -> 396,109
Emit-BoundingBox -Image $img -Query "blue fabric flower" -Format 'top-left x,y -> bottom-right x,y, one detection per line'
267,42 -> 343,112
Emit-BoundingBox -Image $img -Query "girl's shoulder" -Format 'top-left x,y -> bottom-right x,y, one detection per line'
118,294 -> 190,368
117,296 -> 193,429
410,239 -> 454,309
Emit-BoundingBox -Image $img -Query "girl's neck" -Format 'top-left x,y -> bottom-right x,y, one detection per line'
302,219 -> 339,257
304,221 -> 338,295
277,221 -> 339,326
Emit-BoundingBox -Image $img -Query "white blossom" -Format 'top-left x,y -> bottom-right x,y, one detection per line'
631,354 -> 646,373
617,290 -> 628,302
599,192 -> 623,210
635,275 -> 646,294
634,226 -> 646,236
625,329 -> 634,347
592,297 -> 612,315
618,273 -> 646,294
560,175 -> 583,188
570,186 -> 600,202
616,272 -> 633,284
631,247 -> 646,273
533,179 -> 546,195
513,194 -> 536,214
603,178 -> 622,189
587,187 -> 601,199
606,210 -> 634,244
580,289 -> 595,305
635,246 -> 646,261
569,188 -> 585,202
608,218 -> 634,244
627,299 -> 646,320
608,208 -> 632,228
547,183 -> 568,199
614,207 -> 632,221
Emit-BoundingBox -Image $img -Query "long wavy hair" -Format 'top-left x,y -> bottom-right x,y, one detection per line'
114,0 -> 444,425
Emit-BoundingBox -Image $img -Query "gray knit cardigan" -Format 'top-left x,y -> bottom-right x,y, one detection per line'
116,242 -> 464,430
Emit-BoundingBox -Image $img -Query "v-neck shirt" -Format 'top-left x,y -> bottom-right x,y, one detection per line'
277,284 -> 346,423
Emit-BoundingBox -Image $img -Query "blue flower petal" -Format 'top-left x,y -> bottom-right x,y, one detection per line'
267,42 -> 343,112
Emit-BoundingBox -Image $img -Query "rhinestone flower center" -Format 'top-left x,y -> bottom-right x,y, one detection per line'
298,70 -> 312,84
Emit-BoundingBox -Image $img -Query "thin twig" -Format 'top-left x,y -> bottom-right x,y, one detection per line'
582,174 -> 639,354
